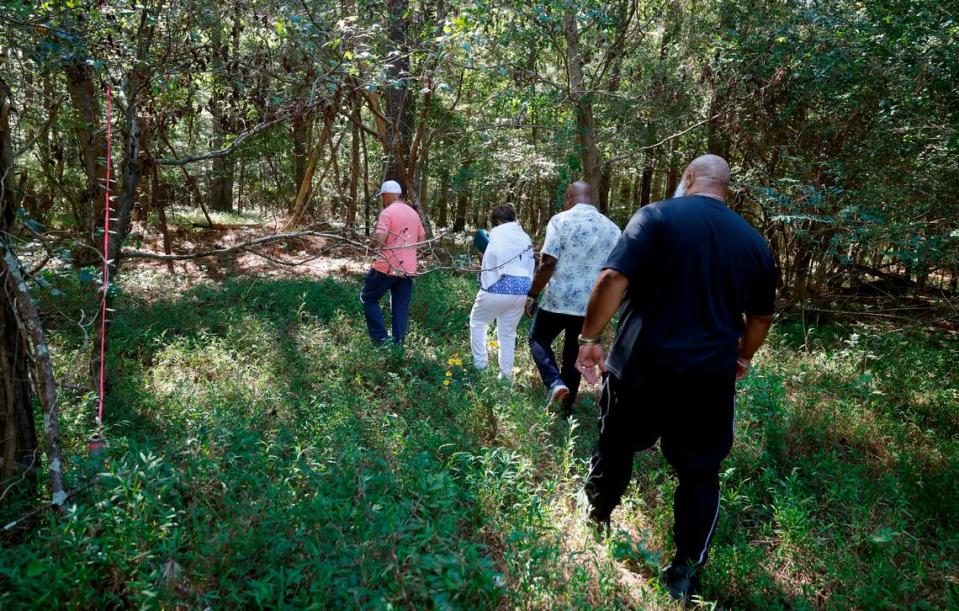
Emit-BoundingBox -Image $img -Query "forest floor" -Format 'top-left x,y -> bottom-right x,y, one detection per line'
1,220 -> 957,608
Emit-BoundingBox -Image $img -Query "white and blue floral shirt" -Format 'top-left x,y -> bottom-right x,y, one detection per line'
539,204 -> 621,316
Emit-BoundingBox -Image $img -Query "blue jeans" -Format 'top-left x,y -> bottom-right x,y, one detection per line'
360,269 -> 413,344
528,308 -> 584,408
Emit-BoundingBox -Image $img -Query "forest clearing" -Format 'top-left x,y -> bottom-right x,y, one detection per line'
1,0 -> 957,608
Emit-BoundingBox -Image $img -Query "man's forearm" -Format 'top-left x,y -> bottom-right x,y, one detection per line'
581,270 -> 629,339
739,314 -> 773,359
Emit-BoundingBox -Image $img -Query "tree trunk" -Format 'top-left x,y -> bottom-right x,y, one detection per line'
0,79 -> 39,485
453,190 -> 468,233
437,169 -> 449,228
63,62 -> 109,237
286,109 -> 334,229
208,137 -> 235,212
665,139 -> 679,199
291,112 -> 311,193
640,158 -> 654,206
384,0 -> 414,185
348,103 -> 360,228
90,5 -> 156,394
207,12 -> 239,213
152,167 -> 175,274
598,165 -> 611,215
418,145 -> 429,219
565,10 -> 601,200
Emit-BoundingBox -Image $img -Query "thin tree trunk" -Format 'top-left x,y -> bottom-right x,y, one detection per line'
348,103 -> 360,227
291,112 -> 311,191
361,111 -> 371,236
565,10 -> 601,200
286,110 -> 333,229
90,4 -> 156,393
384,0 -> 414,184
437,169 -> 449,228
0,78 -> 39,487
454,190 -> 468,233
63,62 -> 108,237
418,145 -> 429,220
640,158 -> 654,206
152,167 -> 175,274
1,251 -> 66,509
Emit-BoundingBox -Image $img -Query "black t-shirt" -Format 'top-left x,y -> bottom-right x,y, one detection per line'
604,195 -> 776,380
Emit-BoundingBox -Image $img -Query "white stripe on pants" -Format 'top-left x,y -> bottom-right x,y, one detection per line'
469,291 -> 526,380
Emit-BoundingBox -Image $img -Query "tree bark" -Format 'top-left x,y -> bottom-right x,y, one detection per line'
565,10 -> 601,202
63,62 -> 109,237
1,250 -> 66,509
384,0 -> 414,185
90,5 -> 156,393
285,108 -> 334,229
207,10 -> 241,213
453,190 -> 468,233
437,169 -> 449,228
291,112 -> 311,194
152,166 -> 175,274
640,158 -> 653,206
348,102 -> 360,228
0,78 -> 39,486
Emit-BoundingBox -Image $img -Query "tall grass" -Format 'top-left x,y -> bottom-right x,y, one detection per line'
1,270 -> 956,608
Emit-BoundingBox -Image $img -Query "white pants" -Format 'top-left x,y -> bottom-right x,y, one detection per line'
469,291 -> 526,380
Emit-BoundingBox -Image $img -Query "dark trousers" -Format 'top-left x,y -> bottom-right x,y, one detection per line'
585,370 -> 736,569
528,309 -> 584,408
360,269 -> 413,344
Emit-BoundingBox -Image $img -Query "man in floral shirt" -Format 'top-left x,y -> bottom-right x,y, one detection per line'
526,182 -> 621,415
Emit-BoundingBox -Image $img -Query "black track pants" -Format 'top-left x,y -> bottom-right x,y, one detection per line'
584,370 -> 736,568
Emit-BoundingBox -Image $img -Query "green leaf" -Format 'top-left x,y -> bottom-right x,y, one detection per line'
26,561 -> 45,578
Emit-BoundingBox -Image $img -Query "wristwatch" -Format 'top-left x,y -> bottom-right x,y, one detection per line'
577,334 -> 600,346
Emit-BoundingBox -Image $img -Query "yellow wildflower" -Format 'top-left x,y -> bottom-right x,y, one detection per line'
443,379 -> 451,386
445,370 -> 453,377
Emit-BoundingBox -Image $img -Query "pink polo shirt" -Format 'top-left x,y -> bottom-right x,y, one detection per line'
373,201 -> 426,276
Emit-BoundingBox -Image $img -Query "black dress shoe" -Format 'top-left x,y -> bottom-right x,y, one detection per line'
663,564 -> 700,602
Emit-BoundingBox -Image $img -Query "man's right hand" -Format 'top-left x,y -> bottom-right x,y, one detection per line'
576,344 -> 607,386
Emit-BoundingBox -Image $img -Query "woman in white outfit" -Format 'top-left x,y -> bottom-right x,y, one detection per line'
470,205 -> 535,380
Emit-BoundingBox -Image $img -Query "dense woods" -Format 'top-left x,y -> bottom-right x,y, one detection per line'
0,0 -> 957,607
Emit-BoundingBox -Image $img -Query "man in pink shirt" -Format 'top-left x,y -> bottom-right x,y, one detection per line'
360,180 -> 426,345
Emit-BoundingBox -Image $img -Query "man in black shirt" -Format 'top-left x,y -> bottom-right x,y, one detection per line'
575,155 -> 776,601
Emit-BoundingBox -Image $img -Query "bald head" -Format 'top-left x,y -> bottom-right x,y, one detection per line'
675,154 -> 731,200
564,181 -> 593,210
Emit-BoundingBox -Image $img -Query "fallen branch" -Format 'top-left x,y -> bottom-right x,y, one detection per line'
121,230 -> 367,260
122,229 -> 452,262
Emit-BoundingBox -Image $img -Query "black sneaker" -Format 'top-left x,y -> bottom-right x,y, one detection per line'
663,564 -> 700,602
576,490 -> 610,538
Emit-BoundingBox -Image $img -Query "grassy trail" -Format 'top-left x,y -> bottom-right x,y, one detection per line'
1,270 -> 957,608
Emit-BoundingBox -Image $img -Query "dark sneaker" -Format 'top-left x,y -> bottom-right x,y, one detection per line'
663,564 -> 700,602
576,490 -> 611,538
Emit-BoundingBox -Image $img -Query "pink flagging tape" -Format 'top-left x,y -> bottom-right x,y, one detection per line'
97,84 -> 112,430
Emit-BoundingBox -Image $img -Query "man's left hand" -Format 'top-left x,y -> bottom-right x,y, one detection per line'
525,297 -> 538,318
576,344 -> 607,386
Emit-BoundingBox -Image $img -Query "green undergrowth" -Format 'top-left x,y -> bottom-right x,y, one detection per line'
1,270 -> 956,608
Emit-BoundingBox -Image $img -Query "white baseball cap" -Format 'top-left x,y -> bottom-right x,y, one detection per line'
375,180 -> 403,196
